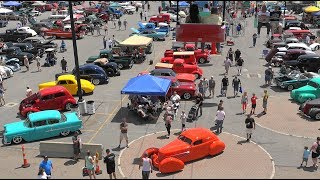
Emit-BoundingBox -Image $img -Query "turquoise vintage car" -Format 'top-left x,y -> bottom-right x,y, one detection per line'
3,110 -> 82,145
130,28 -> 166,41
290,77 -> 320,103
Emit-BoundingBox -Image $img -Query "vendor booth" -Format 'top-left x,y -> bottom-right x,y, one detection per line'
119,35 -> 153,54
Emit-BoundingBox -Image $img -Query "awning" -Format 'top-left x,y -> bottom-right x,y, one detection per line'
120,35 -> 153,46
32,1 -> 46,6
2,1 -> 22,7
304,6 -> 320,13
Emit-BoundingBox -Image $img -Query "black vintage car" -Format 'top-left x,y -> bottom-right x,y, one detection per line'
92,58 -> 121,77
5,47 -> 34,65
22,36 -> 58,50
12,43 -> 45,57
0,29 -> 32,42
299,98 -> 320,120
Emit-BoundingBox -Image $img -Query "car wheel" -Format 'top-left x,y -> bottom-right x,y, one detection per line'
275,61 -> 280,67
64,102 -> 73,111
153,37 -> 159,41
118,63 -> 124,69
12,136 -> 23,144
53,35 -> 57,39
316,46 -> 320,50
16,38 -> 22,42
198,58 -> 206,64
60,130 -> 70,137
315,112 -> 320,120
194,73 -> 200,79
183,92 -> 191,100
164,20 -> 168,23
317,68 -> 320,74
106,68 -> 114,77
92,79 -> 100,85
287,85 -> 294,91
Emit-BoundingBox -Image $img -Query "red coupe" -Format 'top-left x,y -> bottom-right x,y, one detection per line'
161,76 -> 196,100
143,128 -> 225,173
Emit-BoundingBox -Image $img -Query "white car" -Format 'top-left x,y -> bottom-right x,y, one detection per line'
123,5 -> 136,14
0,65 -> 13,79
17,27 -> 37,36
119,2 -> 130,6
310,43 -> 320,51
278,43 -> 312,52
29,10 -> 41,16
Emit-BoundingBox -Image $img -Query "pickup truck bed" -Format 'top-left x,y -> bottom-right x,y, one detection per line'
155,63 -> 173,69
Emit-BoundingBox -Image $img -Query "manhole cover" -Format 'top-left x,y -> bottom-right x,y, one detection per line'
4,102 -> 18,108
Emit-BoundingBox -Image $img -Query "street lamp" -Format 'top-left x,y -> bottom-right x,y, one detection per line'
68,1 -> 86,114
223,1 -> 226,21
283,1 -> 286,30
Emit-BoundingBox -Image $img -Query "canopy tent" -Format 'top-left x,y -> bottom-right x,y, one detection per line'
304,6 -> 320,13
120,35 -> 153,46
0,8 -> 13,13
121,74 -> 171,96
2,1 -> 22,7
109,2 -> 121,8
178,1 -> 190,7
32,1 -> 46,6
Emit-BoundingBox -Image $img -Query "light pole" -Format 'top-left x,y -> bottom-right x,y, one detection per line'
223,1 -> 226,21
282,1 -> 286,30
68,1 -> 86,114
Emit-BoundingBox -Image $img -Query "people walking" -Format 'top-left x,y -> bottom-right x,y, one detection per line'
180,110 -> 187,131
215,106 -> 225,134
24,55 -> 29,71
118,19 -> 122,30
195,93 -> 204,117
103,23 -> 108,35
250,93 -> 258,115
221,75 -> 229,97
90,23 -> 94,35
203,77 -> 209,97
95,24 -> 101,35
139,153 -> 153,179
39,156 -> 53,179
108,38 -> 113,49
236,57 -> 244,75
60,57 -> 67,73
118,118 -> 129,148
232,76 -> 241,97
224,57 -> 232,75
136,6 -> 139,13
123,19 -> 127,30
26,86 -> 32,97
245,114 -> 255,142
252,33 -> 258,47
265,66 -> 274,86
144,11 -> 148,21
235,49 -> 241,61
113,19 -> 116,29
72,131 -> 82,161
301,146 -> 311,167
198,79 -> 204,96
147,3 -> 150,11
165,114 -> 172,138
241,92 -> 248,114
310,137 -> 320,168
262,90 -> 269,114
140,11 -> 143,20
103,36 -> 107,49
227,48 -> 234,64
36,54 -> 41,72
0,86 -> 5,106
218,99 -> 224,110
85,150 -> 96,179
208,76 -> 216,98
103,149 -> 117,179
158,6 -> 162,14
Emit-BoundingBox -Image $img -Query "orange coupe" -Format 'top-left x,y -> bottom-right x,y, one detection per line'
143,128 -> 225,173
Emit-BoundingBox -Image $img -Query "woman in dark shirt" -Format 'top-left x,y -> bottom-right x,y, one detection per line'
185,4 -> 201,23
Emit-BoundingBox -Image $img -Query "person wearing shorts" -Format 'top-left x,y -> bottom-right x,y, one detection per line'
118,119 -> 129,148
104,149 -> 116,179
250,93 -> 257,115
310,137 -> 320,168
245,114 -> 255,142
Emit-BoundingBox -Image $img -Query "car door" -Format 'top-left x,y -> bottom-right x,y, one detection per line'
37,94 -> 56,110
47,119 -> 61,137
84,69 -> 99,80
67,80 -> 78,95
32,120 -> 51,140
53,92 -> 66,110
190,139 -> 209,160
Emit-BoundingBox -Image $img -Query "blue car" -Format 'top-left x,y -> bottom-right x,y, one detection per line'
75,64 -> 109,85
130,28 -> 166,41
3,110 -> 82,145
138,22 -> 170,36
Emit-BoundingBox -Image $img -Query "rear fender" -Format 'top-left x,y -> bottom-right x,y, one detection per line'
209,141 -> 226,156
21,107 -> 40,118
159,157 -> 184,173
142,147 -> 159,158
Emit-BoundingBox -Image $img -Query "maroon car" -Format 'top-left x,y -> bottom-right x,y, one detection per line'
160,76 -> 196,100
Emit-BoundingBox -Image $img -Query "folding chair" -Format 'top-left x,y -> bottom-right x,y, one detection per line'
261,49 -> 269,59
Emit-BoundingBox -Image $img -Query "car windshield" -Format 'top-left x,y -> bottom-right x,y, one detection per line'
289,73 -> 300,79
60,113 -> 67,122
178,135 -> 192,145
23,119 -> 32,128
308,81 -> 319,88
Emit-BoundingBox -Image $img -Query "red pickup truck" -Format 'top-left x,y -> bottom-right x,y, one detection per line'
163,44 -> 211,64
149,14 -> 171,24
155,58 -> 203,79
44,25 -> 85,39
161,51 -> 197,65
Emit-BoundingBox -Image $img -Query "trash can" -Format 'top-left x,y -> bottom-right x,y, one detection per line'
70,104 -> 80,118
78,99 -> 87,115
86,100 -> 95,115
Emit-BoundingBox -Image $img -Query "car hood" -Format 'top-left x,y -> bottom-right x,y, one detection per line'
278,47 -> 287,52
4,121 -> 26,135
38,81 -> 56,89
294,85 -> 316,93
274,76 -> 294,82
80,79 -> 95,89
158,139 -> 191,155
176,73 -> 196,82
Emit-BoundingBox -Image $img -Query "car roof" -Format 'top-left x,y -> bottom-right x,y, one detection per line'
180,128 -> 216,141
159,76 -> 177,82
28,110 -> 61,122
57,74 -> 75,81
286,49 -> 306,53
150,68 -> 174,73
306,98 -> 320,105
38,86 -> 69,96
286,42 -> 308,47
79,64 -> 104,71
24,36 -> 44,40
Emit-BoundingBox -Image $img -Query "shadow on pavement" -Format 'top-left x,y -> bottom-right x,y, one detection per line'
198,64 -> 213,67
64,159 -> 78,166
299,166 -> 318,172
296,112 -> 313,121
269,86 -> 288,93
132,157 -> 141,165
157,135 -> 168,140
259,84 -> 269,88
255,111 -> 265,118
112,146 -> 125,152
237,140 -> 249,145
111,107 -> 159,125
202,102 -> 217,108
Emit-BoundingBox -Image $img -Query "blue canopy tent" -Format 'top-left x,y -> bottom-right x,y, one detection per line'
2,1 -> 22,7
178,1 -> 190,7
121,74 -> 171,96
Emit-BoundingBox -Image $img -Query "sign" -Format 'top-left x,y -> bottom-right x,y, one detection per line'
176,24 -> 225,42
317,1 -> 320,8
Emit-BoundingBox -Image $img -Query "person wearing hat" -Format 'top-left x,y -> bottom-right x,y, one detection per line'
264,66 -> 274,86
60,57 -> 67,73
39,156 -> 53,179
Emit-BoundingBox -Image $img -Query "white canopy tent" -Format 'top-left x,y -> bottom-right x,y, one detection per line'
32,1 -> 46,6
0,8 -> 13,13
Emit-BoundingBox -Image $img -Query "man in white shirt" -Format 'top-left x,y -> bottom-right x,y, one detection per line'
203,4 -> 210,12
215,106 -> 225,134
170,91 -> 181,102
306,35 -> 311,45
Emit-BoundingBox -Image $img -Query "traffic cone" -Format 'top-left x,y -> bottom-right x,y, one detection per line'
21,145 -> 30,168
210,42 -> 217,54
95,152 -> 102,175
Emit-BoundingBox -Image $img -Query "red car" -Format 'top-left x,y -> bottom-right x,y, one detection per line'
143,128 -> 225,173
84,6 -> 100,14
149,14 -> 171,24
161,76 -> 196,100
44,25 -> 85,39
19,86 -> 77,118
138,68 -> 196,83
155,58 -> 203,79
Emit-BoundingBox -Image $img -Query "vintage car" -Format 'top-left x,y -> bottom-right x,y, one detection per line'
299,98 -> 320,120
17,27 -> 37,37
38,74 -> 95,96
163,44 -> 210,64
292,54 -> 320,73
92,58 -> 121,77
310,43 -> 320,51
149,14 -> 171,24
4,47 -> 34,66
0,66 -> 13,79
161,76 -> 196,100
291,77 -> 320,103
19,86 -> 77,118
2,110 -> 82,145
11,43 -> 44,57
161,51 -> 197,65
283,20 -> 308,30
155,59 -> 203,79
0,55 -> 20,72
31,22 -> 53,34
278,43 -> 312,52
0,29 -> 32,42
143,128 -> 225,173
274,72 -> 320,91
283,29 -> 315,40
267,49 -> 315,66
22,36 -> 58,50
44,25 -> 85,39
130,28 -> 166,41
86,50 -> 134,70
145,68 -> 196,82
138,22 -> 170,36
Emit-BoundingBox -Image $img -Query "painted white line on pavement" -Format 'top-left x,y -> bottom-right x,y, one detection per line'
118,130 -> 275,179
